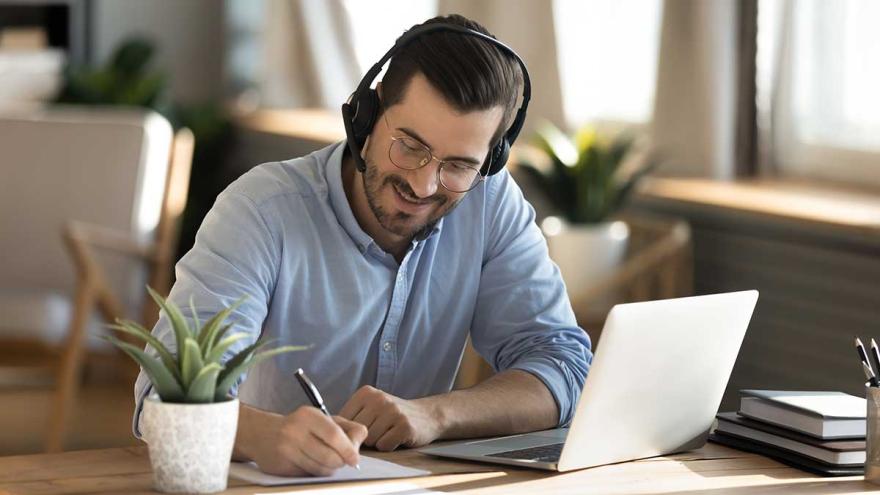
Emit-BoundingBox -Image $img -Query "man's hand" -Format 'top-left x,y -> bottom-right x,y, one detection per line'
338,386 -> 445,451
236,405 -> 368,477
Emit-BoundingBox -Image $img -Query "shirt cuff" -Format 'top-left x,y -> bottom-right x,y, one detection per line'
132,384 -> 153,440
511,356 -> 583,427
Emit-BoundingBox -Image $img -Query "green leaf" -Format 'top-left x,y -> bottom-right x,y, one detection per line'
215,339 -> 272,385
185,363 -> 223,403
147,287 -> 191,358
214,345 -> 309,401
205,331 -> 249,365
180,338 -> 204,389
104,336 -> 184,402
197,296 -> 247,353
107,320 -> 181,382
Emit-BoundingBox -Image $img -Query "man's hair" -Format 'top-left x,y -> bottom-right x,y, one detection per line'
380,14 -> 524,148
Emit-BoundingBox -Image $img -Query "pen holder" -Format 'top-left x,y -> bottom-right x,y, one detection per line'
866,386 -> 880,484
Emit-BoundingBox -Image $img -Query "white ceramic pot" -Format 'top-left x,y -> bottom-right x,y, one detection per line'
542,217 -> 630,306
142,395 -> 239,494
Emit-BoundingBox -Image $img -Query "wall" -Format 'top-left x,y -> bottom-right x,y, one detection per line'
90,0 -> 225,104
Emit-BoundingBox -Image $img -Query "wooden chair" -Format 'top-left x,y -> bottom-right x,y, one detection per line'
454,213 -> 693,389
46,127 -> 193,452
0,107 -> 193,452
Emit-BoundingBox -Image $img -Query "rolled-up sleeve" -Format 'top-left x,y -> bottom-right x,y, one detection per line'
132,185 -> 280,439
469,171 -> 592,427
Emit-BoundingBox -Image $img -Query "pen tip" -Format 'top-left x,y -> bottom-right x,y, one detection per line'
355,464 -> 361,470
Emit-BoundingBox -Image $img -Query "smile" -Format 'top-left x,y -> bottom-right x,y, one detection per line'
391,184 -> 433,213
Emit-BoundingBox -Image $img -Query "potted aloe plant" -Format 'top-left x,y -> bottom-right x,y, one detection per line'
107,288 -> 307,493
519,122 -> 656,302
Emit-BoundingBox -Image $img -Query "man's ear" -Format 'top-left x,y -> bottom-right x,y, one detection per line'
376,82 -> 383,103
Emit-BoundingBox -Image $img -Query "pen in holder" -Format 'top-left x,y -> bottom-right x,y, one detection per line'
866,385 -> 880,484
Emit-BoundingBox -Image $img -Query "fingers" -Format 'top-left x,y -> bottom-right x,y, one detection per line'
275,406 -> 361,475
364,412 -> 396,447
307,411 -> 361,468
338,385 -> 373,420
375,424 -> 407,452
335,416 -> 369,447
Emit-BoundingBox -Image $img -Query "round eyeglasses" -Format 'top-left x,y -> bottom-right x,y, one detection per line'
383,114 -> 485,193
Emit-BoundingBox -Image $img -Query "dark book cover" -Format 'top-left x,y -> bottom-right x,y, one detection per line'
708,432 -> 864,477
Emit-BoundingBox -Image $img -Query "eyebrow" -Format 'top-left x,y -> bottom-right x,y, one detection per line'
397,126 -> 483,165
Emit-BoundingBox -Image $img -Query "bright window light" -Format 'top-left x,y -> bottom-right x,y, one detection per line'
553,0 -> 663,128
342,0 -> 438,75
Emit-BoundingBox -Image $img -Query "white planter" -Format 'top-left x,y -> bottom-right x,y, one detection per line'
142,395 -> 239,494
542,217 -> 630,307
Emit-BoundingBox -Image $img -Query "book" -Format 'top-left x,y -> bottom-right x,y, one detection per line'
709,432 -> 864,477
715,412 -> 865,465
738,390 -> 866,439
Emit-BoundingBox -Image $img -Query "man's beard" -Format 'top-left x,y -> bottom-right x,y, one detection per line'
362,157 -> 455,241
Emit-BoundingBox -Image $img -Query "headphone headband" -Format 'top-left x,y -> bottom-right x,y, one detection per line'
342,22 -> 531,177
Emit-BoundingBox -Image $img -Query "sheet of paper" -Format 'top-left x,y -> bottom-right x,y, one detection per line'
229,455 -> 431,486
258,481 -> 443,494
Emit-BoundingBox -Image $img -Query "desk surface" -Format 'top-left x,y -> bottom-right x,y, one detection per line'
0,442 -> 877,494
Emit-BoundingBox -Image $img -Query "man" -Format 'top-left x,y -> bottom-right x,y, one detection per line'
133,14 -> 591,477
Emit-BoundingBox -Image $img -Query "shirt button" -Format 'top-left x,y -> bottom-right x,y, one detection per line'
383,341 -> 392,352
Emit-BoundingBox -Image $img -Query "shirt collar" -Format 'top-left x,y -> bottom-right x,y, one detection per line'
325,141 -> 444,256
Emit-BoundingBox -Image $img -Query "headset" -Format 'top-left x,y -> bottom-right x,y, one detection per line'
341,23 -> 532,178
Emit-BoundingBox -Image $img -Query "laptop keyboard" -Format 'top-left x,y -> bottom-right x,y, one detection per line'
488,442 -> 564,463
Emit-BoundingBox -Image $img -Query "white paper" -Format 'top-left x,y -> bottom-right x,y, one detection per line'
229,455 -> 431,486
257,481 -> 443,494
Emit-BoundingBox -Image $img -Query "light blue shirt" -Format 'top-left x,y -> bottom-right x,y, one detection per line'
133,141 -> 592,437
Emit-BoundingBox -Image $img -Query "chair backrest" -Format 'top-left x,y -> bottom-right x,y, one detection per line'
0,107 -> 173,308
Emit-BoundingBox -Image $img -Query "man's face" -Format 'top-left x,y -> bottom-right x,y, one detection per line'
360,73 -> 504,241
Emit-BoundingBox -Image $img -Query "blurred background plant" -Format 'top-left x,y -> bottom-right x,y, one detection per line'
518,121 -> 657,225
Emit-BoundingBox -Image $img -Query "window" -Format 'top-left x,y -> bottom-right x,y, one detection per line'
758,0 -> 880,185
553,0 -> 663,128
342,0 -> 438,75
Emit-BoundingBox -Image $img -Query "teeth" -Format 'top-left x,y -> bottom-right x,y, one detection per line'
395,186 -> 423,204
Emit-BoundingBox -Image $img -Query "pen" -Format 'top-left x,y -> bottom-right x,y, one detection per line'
870,339 -> 880,381
855,338 -> 878,386
294,368 -> 360,470
864,362 -> 879,388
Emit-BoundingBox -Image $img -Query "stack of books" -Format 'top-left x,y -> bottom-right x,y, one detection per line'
710,390 -> 866,476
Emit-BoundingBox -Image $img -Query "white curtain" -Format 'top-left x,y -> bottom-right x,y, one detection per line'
650,0 -> 741,179
260,0 -> 361,108
437,0 -> 567,136
757,0 -> 880,186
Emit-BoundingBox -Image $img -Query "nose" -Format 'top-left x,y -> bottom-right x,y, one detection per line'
406,160 -> 440,199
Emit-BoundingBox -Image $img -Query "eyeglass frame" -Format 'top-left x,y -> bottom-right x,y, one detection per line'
382,111 -> 486,193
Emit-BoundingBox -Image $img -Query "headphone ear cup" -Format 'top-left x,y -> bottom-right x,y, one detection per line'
351,89 -> 381,144
487,139 -> 510,176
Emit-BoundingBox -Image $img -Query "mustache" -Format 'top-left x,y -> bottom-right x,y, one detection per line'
385,174 -> 447,206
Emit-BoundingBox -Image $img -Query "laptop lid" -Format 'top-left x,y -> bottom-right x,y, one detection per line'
557,290 -> 758,471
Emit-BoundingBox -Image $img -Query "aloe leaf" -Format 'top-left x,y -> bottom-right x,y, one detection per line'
214,345 -> 309,401
147,287 -> 191,357
180,338 -> 204,389
104,336 -> 184,402
107,320 -> 180,382
205,331 -> 250,365
215,339 -> 273,385
185,363 -> 223,403
196,296 -> 247,351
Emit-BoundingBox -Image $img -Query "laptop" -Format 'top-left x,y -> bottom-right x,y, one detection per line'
420,290 -> 759,472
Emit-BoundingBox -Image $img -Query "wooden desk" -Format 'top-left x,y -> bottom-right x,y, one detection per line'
0,443 -> 877,494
